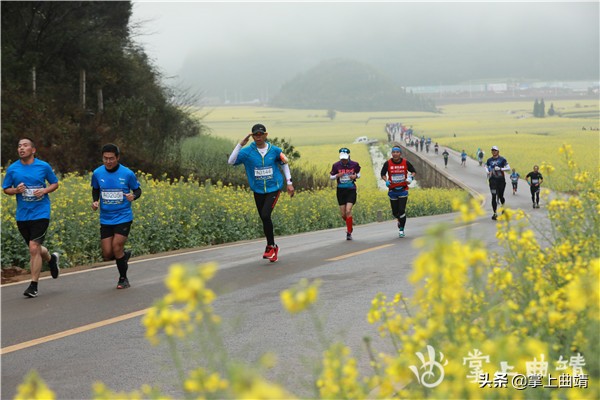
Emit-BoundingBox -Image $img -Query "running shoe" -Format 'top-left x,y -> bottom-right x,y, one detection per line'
263,245 -> 275,259
346,232 -> 353,241
491,213 -> 497,220
49,252 -> 60,279
398,228 -> 405,238
117,277 -> 130,289
23,284 -> 38,298
269,245 -> 279,263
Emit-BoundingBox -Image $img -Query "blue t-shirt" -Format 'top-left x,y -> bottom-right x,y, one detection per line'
2,158 -> 59,221
234,142 -> 285,194
91,164 -> 140,225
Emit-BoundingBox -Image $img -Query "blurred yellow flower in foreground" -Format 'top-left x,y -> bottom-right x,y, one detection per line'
280,278 -> 321,314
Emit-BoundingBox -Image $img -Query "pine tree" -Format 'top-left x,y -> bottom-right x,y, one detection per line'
533,99 -> 540,117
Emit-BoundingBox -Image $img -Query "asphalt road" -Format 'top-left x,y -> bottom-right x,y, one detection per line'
1,147 -> 544,399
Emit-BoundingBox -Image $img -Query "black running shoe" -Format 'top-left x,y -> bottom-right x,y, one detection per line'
23,284 -> 38,298
49,252 -> 60,279
117,277 -> 130,289
346,232 -> 353,240
491,213 -> 497,220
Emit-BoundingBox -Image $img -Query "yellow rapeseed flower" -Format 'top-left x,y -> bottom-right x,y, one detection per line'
280,278 -> 321,314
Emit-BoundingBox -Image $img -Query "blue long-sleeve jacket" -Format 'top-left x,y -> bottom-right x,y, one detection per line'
234,142 -> 285,194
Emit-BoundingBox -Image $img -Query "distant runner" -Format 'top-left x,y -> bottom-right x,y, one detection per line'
330,148 -> 361,240
485,145 -> 511,220
477,148 -> 485,166
510,169 -> 520,195
461,150 -> 467,167
526,165 -> 544,208
381,144 -> 417,238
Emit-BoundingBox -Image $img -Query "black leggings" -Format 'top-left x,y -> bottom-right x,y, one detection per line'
489,178 -> 506,212
254,191 -> 280,246
530,185 -> 540,204
390,196 -> 408,228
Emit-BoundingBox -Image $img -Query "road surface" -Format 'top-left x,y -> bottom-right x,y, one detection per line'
1,148 -> 544,398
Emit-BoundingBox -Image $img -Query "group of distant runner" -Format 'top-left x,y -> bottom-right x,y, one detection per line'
3,125 -> 544,298
434,144 -> 544,219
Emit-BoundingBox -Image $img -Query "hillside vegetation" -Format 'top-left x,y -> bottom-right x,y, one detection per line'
1,1 -> 201,177
271,58 -> 437,112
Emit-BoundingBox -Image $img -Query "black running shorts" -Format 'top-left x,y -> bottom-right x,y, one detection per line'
100,221 -> 133,239
17,218 -> 50,245
336,188 -> 357,206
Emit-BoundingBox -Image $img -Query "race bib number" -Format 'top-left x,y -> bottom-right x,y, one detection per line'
254,166 -> 273,180
22,186 -> 43,202
391,173 -> 405,183
339,174 -> 351,184
531,178 -> 539,184
101,189 -> 124,204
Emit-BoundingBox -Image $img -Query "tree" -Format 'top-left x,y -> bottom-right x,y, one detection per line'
533,99 -> 540,117
267,137 -> 301,162
1,1 -> 201,177
326,109 -> 337,120
540,98 -> 546,117
548,103 -> 556,116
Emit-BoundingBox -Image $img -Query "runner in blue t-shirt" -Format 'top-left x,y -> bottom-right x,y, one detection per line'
228,124 -> 295,262
460,150 -> 467,167
510,169 -> 520,195
2,138 -> 60,298
330,148 -> 361,240
91,144 -> 141,289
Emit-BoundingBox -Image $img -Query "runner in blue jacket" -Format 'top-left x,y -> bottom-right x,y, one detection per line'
228,124 -> 295,262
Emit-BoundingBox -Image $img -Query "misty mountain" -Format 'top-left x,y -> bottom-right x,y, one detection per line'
162,2 -> 599,105
270,58 -> 436,112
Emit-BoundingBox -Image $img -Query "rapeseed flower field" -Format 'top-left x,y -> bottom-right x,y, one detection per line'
1,171 -> 459,269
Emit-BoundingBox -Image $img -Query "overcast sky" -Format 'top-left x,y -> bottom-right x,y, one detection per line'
131,1 -> 599,101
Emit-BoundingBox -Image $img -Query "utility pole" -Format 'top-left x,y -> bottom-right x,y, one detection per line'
79,69 -> 86,109
32,66 -> 36,98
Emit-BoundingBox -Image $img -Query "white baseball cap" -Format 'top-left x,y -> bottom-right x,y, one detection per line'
491,146 -> 499,151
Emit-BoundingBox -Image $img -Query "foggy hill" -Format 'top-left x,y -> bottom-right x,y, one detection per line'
270,59 -> 437,112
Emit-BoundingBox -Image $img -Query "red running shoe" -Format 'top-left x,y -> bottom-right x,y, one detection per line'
269,245 -> 279,263
263,245 -> 275,259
